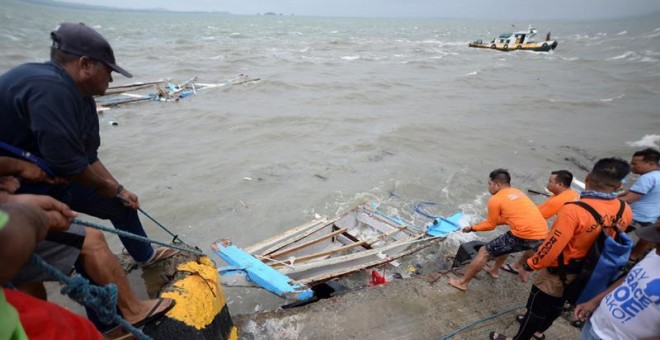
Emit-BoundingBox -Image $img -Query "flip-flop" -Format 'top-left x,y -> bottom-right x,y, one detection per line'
500,263 -> 519,275
140,246 -> 180,267
132,298 -> 175,327
489,331 -> 508,340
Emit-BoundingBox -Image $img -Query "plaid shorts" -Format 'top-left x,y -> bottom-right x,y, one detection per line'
485,231 -> 544,258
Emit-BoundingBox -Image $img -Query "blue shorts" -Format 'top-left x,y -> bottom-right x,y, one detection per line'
485,231 -> 544,258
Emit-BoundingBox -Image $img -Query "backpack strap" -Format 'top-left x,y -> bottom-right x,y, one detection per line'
556,199 -> 625,284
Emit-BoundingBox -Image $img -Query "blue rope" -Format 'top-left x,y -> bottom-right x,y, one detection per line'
72,219 -> 204,256
115,195 -> 183,244
30,254 -> 151,340
136,207 -> 182,244
439,303 -> 525,339
413,201 -> 442,219
413,201 -> 460,229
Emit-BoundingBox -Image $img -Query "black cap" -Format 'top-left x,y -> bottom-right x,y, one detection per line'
51,22 -> 132,78
636,223 -> 660,244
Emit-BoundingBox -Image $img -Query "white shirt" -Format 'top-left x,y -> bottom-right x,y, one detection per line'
591,251 -> 660,340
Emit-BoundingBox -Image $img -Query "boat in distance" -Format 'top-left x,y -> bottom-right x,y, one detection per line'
469,26 -> 558,52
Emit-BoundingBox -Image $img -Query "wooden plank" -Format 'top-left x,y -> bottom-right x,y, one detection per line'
261,226 -> 349,259
244,216 -> 330,254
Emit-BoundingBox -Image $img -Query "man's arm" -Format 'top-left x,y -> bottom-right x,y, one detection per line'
0,193 -> 76,231
525,208 -> 579,270
72,160 -> 139,209
0,202 -> 49,285
0,157 -> 63,184
574,275 -> 626,321
471,195 -> 502,232
618,190 -> 642,203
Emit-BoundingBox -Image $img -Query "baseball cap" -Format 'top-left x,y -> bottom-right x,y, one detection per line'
636,223 -> 660,244
51,22 -> 133,78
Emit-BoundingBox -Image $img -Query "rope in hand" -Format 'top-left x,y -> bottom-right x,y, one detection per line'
438,303 -> 526,339
72,219 -> 204,256
115,194 -> 184,244
30,254 -> 151,340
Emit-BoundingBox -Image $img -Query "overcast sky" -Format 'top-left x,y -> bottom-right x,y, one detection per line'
55,0 -> 660,20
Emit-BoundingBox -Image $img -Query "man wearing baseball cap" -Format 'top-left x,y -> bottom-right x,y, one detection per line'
0,22 -> 178,324
574,221 -> 660,340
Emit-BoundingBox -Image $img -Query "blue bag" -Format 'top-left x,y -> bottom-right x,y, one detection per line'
559,200 -> 632,306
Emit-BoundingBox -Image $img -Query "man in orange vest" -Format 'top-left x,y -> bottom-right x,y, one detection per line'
501,170 -> 580,282
447,169 -> 548,292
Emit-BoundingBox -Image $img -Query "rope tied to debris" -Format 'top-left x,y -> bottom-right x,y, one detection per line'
30,254 -> 151,340
72,219 -> 204,256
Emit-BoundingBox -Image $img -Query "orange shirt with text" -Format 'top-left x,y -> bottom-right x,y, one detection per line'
537,189 -> 580,219
527,198 -> 632,270
472,187 -> 548,240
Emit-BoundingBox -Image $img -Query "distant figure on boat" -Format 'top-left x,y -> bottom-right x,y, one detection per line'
546,32 -> 551,41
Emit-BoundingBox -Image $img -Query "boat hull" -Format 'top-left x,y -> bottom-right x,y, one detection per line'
468,40 -> 558,52
214,204 -> 463,301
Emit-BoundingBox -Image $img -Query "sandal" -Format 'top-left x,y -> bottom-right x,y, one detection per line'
514,314 -> 545,339
132,298 -> 176,327
489,331 -> 508,340
140,246 -> 180,267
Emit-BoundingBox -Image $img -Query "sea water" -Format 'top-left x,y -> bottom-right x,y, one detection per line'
1,1 -> 659,314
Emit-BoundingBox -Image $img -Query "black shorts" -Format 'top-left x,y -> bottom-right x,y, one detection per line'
485,231 -> 544,258
11,224 -> 85,285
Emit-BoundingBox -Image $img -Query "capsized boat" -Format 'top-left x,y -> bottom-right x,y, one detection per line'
212,203 -> 463,301
469,26 -> 558,52
95,74 -> 260,109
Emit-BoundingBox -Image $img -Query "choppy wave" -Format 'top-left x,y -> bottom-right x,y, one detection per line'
626,135 -> 660,148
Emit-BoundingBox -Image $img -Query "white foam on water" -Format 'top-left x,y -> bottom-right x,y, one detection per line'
617,30 -> 628,36
626,134 -> 660,148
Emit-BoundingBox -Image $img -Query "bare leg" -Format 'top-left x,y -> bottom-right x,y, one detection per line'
448,247 -> 491,291
486,254 -> 508,279
78,228 -> 171,324
515,250 -> 534,282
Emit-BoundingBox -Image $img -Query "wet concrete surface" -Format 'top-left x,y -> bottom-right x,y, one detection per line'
232,267 -> 582,340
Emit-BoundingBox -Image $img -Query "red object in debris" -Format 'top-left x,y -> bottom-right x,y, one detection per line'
369,269 -> 389,286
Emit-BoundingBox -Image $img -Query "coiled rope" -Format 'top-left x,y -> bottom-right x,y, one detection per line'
30,254 -> 151,340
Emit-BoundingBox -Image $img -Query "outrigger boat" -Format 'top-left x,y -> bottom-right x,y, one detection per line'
468,26 -> 558,52
95,74 -> 260,109
213,203 -> 463,301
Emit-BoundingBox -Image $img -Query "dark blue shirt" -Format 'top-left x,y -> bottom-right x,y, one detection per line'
0,61 -> 100,176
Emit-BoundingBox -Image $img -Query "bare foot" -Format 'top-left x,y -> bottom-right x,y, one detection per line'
447,277 -> 467,291
518,270 -> 530,282
484,266 -> 499,279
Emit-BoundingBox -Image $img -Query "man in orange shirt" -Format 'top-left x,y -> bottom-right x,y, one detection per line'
489,158 -> 633,340
447,169 -> 547,292
502,170 -> 580,282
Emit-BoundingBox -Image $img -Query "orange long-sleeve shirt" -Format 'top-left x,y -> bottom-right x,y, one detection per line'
527,198 -> 632,270
471,187 -> 548,240
537,189 -> 580,219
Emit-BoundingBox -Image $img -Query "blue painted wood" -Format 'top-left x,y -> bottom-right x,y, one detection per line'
426,212 -> 463,237
214,243 -> 314,301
